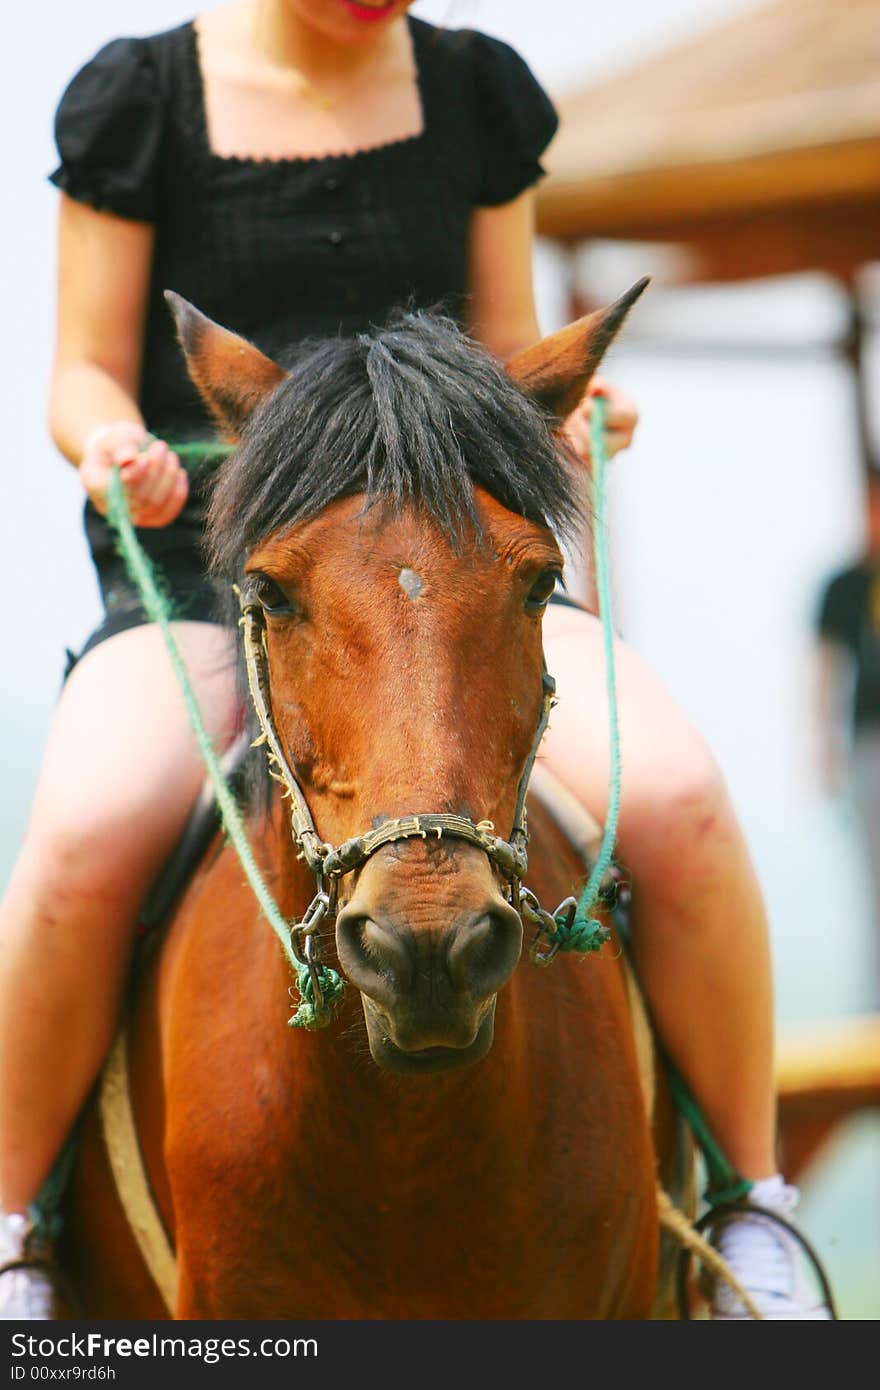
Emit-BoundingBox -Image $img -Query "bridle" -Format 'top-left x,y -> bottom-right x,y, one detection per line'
239,592 -> 578,1010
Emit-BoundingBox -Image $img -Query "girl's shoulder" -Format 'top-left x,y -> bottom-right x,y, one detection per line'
48,22 -> 195,221
411,14 -> 551,96
54,19 -> 193,100
411,17 -> 559,207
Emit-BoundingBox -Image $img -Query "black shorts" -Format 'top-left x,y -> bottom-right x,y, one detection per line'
72,497 -> 587,668
75,574 -> 224,665
71,494 -> 226,668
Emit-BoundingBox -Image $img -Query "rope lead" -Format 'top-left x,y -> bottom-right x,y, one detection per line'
105,465 -> 344,1029
551,393 -> 621,956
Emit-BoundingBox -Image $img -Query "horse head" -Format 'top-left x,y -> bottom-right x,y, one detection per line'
167,286 -> 645,1073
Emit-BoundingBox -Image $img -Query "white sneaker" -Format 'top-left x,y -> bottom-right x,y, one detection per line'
709,1175 -> 833,1320
0,1212 -> 54,1320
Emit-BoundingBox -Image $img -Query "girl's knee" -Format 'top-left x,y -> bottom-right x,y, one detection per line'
666,755 -> 730,846
621,747 -> 737,872
16,814 -> 153,915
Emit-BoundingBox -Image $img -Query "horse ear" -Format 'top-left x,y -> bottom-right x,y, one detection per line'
164,291 -> 287,438
506,278 -> 650,422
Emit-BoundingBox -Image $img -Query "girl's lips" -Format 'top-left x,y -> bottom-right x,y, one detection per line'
340,0 -> 398,23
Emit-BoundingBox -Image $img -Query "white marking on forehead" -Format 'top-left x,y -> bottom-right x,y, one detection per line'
398,568 -> 424,599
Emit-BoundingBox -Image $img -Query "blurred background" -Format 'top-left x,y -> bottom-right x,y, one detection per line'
4,0 -> 879,1317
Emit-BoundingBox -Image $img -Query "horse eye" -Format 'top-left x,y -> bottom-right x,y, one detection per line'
249,574 -> 292,615
525,569 -> 560,612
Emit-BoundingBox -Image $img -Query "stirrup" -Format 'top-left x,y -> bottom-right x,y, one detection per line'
675,1199 -> 839,1320
0,1218 -> 55,1321
0,1218 -> 78,1320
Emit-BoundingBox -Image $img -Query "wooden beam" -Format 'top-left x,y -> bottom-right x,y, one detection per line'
776,1014 -> 880,1101
536,141 -> 880,245
775,1013 -> 880,1180
680,205 -> 880,283
548,204 -> 880,285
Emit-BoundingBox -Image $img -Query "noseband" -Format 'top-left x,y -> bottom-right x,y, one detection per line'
240,596 -> 576,1007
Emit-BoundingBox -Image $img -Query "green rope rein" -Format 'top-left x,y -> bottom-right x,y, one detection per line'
547,393 -> 618,955
159,442 -> 234,465
566,400 -> 749,1204
669,1065 -> 753,1204
523,395 -> 757,1230
106,464 -> 344,1030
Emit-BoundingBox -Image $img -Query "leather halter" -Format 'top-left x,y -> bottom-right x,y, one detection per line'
239,592 -> 566,984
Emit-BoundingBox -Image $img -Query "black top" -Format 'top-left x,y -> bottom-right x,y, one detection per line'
50,14 -> 557,597
51,16 -> 556,436
817,563 -> 880,731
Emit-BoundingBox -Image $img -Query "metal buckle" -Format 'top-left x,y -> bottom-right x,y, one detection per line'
290,890 -> 331,946
301,932 -> 326,1016
289,890 -> 333,1013
523,891 -> 579,967
551,895 -> 578,933
519,886 -> 558,967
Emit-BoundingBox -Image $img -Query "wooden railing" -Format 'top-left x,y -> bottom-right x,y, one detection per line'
776,1013 -> 880,1179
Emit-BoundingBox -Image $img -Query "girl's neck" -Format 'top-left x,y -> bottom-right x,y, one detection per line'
195,1 -> 420,159
247,0 -> 404,83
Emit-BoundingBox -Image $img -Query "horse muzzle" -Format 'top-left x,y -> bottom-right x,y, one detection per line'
335,859 -> 523,1070
359,996 -> 499,1075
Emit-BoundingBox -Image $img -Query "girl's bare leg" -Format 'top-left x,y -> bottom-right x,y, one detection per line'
0,622 -> 238,1212
541,603 -> 776,1180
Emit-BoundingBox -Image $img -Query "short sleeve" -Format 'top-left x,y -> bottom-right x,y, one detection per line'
469,32 -> 559,207
48,37 -> 162,221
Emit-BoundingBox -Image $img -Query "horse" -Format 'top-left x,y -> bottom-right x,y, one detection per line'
57,287 -> 687,1319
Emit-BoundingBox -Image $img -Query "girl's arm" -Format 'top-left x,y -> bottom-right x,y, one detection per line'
48,194 -> 187,528
465,189 -> 541,360
466,191 -> 637,462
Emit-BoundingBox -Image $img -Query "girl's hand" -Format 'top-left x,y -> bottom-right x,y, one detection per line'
79,421 -> 189,528
561,376 -> 638,467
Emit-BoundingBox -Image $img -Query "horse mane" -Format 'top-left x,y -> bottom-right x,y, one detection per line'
204,309 -> 584,809
207,309 -> 582,572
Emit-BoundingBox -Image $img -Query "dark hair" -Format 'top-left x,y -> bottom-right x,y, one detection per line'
206,309 -> 581,583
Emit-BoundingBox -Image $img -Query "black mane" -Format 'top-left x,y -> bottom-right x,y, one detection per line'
206,309 -> 582,582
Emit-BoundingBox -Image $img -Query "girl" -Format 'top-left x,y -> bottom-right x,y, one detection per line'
0,0 -> 827,1319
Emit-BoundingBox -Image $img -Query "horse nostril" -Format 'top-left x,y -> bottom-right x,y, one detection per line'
337,897 -> 522,1005
335,912 -> 413,1005
447,903 -> 523,996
